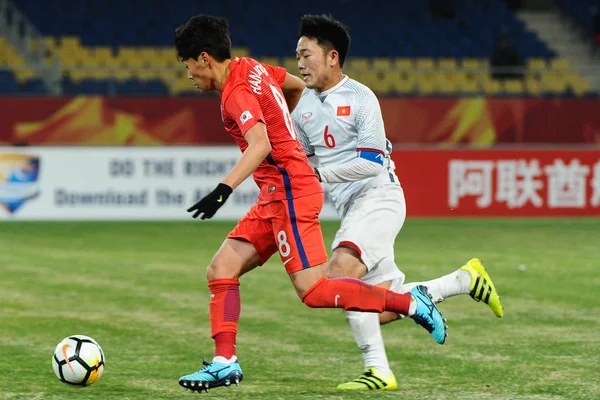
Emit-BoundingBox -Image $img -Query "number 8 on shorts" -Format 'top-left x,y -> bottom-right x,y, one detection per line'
277,230 -> 290,257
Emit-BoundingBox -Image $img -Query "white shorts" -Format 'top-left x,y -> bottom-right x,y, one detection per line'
331,184 -> 406,285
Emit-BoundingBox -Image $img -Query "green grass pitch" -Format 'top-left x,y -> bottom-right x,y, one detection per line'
1,218 -> 599,400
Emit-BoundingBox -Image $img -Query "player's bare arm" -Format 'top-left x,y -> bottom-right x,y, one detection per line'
281,72 -> 305,112
221,122 -> 272,189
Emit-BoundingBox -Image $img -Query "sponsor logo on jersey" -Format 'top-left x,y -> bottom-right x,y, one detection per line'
336,106 -> 351,116
301,112 -> 313,120
240,110 -> 253,125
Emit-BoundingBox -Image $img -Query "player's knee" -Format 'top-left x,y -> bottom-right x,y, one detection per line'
326,247 -> 366,279
206,259 -> 237,281
205,262 -> 221,281
326,258 -> 346,278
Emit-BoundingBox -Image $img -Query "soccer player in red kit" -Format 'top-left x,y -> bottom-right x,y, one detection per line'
174,14 -> 447,393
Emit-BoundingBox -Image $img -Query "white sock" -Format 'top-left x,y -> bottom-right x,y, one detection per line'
396,269 -> 472,303
346,311 -> 391,378
213,355 -> 237,364
408,297 -> 417,316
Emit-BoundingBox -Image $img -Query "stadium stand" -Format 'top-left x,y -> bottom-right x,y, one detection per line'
15,0 -> 554,57
0,0 -> 595,96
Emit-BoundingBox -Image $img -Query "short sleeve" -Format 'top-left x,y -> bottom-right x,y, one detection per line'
261,63 -> 287,87
224,84 -> 265,135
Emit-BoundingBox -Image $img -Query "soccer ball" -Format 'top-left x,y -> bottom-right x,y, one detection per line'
52,335 -> 105,386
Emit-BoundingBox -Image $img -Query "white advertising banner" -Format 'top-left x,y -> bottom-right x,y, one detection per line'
0,147 -> 340,220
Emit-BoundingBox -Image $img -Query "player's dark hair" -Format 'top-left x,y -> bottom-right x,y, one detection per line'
298,14 -> 351,67
175,15 -> 232,62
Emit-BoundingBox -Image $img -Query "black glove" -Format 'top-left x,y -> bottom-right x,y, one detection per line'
187,183 -> 233,220
314,167 -> 322,182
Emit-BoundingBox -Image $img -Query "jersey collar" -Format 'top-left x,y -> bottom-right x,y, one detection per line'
316,75 -> 349,102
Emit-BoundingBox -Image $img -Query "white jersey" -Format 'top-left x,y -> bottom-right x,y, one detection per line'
291,76 -> 399,215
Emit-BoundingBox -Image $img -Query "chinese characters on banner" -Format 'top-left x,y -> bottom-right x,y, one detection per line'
392,150 -> 600,217
449,159 -> 597,209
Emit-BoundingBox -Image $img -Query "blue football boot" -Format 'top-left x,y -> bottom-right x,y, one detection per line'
179,357 -> 243,393
409,285 -> 448,344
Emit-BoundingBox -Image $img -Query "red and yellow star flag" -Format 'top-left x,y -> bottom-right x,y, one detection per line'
337,106 -> 351,116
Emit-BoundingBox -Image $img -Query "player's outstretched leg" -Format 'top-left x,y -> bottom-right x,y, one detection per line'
179,357 -> 243,393
302,277 -> 447,343
409,285 -> 447,344
337,367 -> 398,391
388,258 -> 504,320
461,258 -> 504,318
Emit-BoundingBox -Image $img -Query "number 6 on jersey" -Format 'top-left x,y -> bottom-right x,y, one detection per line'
323,125 -> 336,148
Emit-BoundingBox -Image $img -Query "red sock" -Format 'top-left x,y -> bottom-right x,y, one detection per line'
301,277 -> 411,315
208,278 -> 240,359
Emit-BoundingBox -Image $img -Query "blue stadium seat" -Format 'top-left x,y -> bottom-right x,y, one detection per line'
61,77 -> 79,96
78,78 -> 114,95
0,70 -> 19,94
116,78 -> 169,95
21,78 -> 47,94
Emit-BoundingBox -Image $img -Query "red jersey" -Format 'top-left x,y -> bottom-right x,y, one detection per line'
220,57 -> 322,204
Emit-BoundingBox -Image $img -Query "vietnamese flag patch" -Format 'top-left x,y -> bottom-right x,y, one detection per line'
337,106 -> 351,116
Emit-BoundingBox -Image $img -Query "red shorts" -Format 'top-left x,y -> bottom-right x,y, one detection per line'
228,192 -> 328,274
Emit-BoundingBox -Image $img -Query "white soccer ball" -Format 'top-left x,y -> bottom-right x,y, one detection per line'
52,335 -> 105,386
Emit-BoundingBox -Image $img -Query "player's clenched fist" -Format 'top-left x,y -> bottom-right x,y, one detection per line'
187,183 -> 233,219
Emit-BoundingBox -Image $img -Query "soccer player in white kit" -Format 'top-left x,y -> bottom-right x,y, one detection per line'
291,14 -> 504,391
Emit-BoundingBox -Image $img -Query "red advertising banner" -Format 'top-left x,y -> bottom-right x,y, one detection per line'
0,97 -> 599,146
0,97 -> 228,146
392,149 -> 600,216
